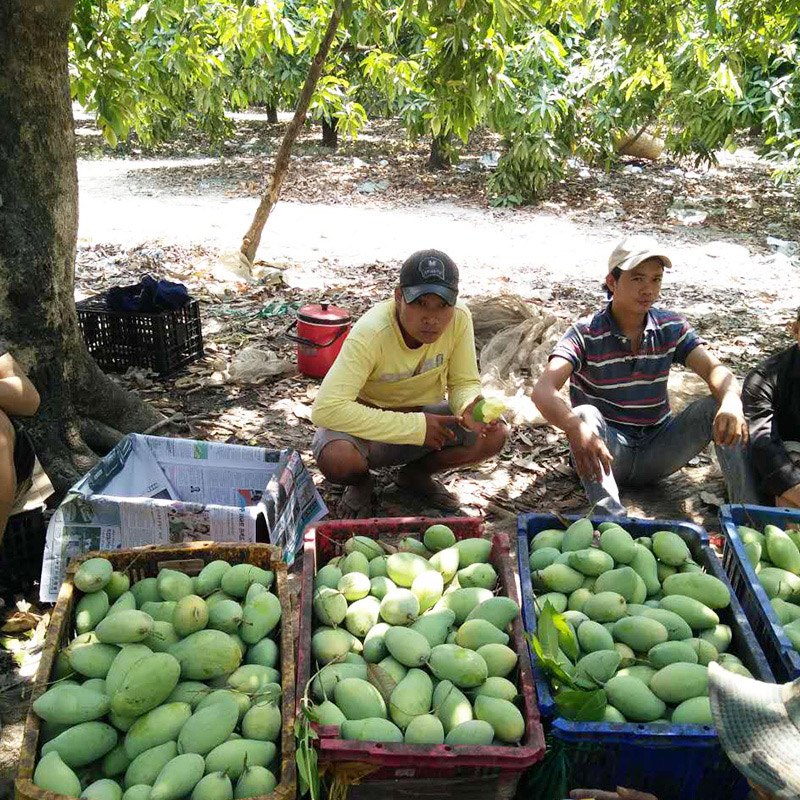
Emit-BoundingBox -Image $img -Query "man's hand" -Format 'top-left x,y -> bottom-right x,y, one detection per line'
567,421 -> 613,483
424,413 -> 459,449
713,396 -> 749,447
776,484 -> 800,509
459,396 -> 504,438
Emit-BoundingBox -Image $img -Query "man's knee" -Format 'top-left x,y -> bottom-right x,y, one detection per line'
481,421 -> 509,458
315,439 -> 369,484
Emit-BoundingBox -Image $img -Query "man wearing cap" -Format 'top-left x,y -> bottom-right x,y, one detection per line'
742,307 -> 800,508
532,235 -> 755,516
311,249 -> 508,517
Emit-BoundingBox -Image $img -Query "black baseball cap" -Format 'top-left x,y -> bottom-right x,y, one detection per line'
399,249 -> 459,306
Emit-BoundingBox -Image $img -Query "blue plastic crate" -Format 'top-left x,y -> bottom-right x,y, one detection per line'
719,504 -> 800,682
517,512 -> 775,800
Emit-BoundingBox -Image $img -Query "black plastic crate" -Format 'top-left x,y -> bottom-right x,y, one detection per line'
76,293 -> 204,375
0,508 -> 46,594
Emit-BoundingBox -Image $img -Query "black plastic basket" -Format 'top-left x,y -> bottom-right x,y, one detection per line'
0,508 -> 46,595
76,294 -> 204,375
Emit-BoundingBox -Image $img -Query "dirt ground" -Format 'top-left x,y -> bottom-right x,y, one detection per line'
1,108 -> 799,795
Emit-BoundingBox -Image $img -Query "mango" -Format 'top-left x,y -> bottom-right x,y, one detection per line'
380,588 -> 421,625
337,572 -> 371,602
445,720 -> 494,745
599,526 -> 636,564
662,573 -> 731,609
562,610 -> 589,629
614,643 -> 635,667
207,600 -> 243,634
316,700 -> 347,731
428,644 -> 488,688
196,690 -> 252,723
141,601 -> 177,624
650,663 -> 709,704
234,766 -> 276,799
456,619 -> 509,650
575,650 -> 620,688
400,537 -> 433,559
385,626 -> 431,667
686,638 -> 719,666
192,772 -> 233,800
102,743 -> 132,777
42,721 -> 118,767
171,595 -> 209,638
533,592 -> 568,615
531,529 -> 565,551
567,549 -> 614,577
652,531 -> 691,566
390,668 -> 433,729
657,563 -> 677,583
220,565 -> 274,598
477,643 -> 518,678
346,535 -> 385,561
721,662 -> 754,678
334,677 -> 387,720
340,718 -> 403,742
566,588 -> 592,613
144,621 -> 181,653
647,641 -> 699,668
583,592 -> 627,623
369,576 -> 396,601
699,624 -> 732,653
613,616 -> 668,652
245,639 -> 279,669
150,753 -> 205,800
70,643 -> 121,678
385,552 -> 428,587
474,676 -> 518,702
313,587 -> 347,627
204,740 -> 276,780
362,622 -> 391,663
240,699 -> 281,742
311,663 -> 368,701
369,557 -> 389,579
227,665 -> 280,695
616,665 -> 657,687
96,610 -> 154,645
627,605 -> 692,641
771,598 -> 800,625
577,620 -> 614,653
766,527 -> 800,575
123,786 -> 152,800
108,592 -> 138,617
170,630 -> 243,679
457,563 -> 496,592
604,675 -> 665,722
111,652 -> 181,718
672,696 -> 713,725
411,609 -> 456,647
629,544 -> 661,596
76,591 -> 111,635
196,561 -> 232,598
178,697 -> 240,755
163,680 -> 213,710
593,566 -> 637,601
603,705 -> 627,723
34,751 -> 82,796
433,680 -> 473,733
83,778 -> 124,800
404,714 -> 445,744
314,564 -> 343,591
535,564 -> 584,594
659,595 -> 719,630
759,567 -> 800,600
529,547 -> 561,572
75,558 -> 114,593
412,570 -> 445,612
474,695 -> 524,742
125,702 -> 192,759
561,518 -> 594,552
429,548 -> 460,583
424,524 -> 456,552
156,569 -> 193,603
437,587 -> 494,624
33,683 -> 111,725
124,742 -> 178,789
376,656 -> 408,685
466,596 -> 519,631
454,538 -> 492,567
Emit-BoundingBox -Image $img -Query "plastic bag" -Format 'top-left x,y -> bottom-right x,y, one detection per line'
228,346 -> 293,384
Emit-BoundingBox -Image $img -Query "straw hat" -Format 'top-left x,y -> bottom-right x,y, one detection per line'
708,661 -> 800,799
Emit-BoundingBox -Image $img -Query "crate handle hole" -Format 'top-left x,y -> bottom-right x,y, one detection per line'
443,746 -> 452,752
637,725 -> 645,731
374,744 -> 383,749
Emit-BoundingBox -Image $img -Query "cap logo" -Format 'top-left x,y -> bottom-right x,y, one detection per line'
419,257 -> 445,281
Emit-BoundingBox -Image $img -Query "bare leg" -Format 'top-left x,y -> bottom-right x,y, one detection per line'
315,439 -> 374,518
396,422 -> 509,508
0,410 -> 18,546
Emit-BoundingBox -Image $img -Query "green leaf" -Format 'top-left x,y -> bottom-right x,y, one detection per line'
555,688 -> 608,721
536,601 -> 560,660
552,613 -> 579,661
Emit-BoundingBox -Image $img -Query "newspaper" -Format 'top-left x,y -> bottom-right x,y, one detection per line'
40,434 -> 327,602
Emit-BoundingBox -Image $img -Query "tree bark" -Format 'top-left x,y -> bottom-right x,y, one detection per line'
428,134 -> 452,170
0,0 -> 163,497
266,104 -> 279,124
321,118 -> 338,149
240,1 -> 344,264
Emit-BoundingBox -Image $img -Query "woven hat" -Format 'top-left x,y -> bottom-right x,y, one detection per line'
708,661 -> 800,799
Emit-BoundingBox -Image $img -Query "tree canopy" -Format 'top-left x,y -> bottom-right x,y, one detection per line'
70,0 -> 800,201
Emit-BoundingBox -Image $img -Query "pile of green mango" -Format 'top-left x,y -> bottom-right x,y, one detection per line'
31,556 -> 285,800
737,522 -> 800,653
309,527 -> 526,746
530,519 -> 748,725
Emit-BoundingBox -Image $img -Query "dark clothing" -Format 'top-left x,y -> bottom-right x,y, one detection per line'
10,417 -> 35,500
742,344 -> 800,498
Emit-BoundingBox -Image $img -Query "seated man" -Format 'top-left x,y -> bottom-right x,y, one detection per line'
311,249 -> 508,517
0,352 -> 42,543
532,235 -> 755,516
742,308 -> 800,507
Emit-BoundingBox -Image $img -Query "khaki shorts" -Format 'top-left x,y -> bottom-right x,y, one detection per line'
312,403 -> 477,469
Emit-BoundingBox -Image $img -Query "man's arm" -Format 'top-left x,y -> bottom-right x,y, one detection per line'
532,357 -> 613,481
446,307 -> 483,417
742,359 -> 800,504
685,345 -> 748,446
0,353 -> 40,417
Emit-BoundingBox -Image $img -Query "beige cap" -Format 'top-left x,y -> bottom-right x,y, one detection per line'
608,235 -> 672,275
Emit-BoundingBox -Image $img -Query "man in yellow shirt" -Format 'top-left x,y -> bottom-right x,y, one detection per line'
311,249 -> 508,517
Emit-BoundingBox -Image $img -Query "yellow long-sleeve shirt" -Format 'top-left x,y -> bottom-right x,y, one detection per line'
311,298 -> 482,446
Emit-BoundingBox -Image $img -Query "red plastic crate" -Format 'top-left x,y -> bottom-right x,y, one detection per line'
296,516 -> 545,800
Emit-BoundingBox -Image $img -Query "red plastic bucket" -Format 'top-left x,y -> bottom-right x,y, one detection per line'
284,302 -> 351,378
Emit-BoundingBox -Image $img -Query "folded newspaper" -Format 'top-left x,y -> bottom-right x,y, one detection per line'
40,434 -> 327,602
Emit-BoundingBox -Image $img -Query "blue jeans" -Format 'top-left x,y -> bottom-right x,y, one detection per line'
572,397 -> 761,516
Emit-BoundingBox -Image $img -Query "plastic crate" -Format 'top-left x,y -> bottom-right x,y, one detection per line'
719,504 -> 800,682
297,516 -> 546,800
0,508 -> 45,595
15,542 -> 296,800
517,512 -> 774,800
76,293 -> 204,375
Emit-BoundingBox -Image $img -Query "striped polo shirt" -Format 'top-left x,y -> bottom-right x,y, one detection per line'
550,303 -> 703,429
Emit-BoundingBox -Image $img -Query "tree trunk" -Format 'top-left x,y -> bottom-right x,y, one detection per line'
266,104 -> 278,124
321,118 -> 338,149
428,134 -> 451,170
240,1 -> 344,264
0,0 -> 163,497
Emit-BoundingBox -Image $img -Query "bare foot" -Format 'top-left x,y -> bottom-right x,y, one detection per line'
395,468 -> 460,510
336,476 -> 375,519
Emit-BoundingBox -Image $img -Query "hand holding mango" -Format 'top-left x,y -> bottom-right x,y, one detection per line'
461,397 -> 507,434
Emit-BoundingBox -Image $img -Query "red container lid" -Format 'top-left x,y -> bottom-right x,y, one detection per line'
298,302 -> 351,325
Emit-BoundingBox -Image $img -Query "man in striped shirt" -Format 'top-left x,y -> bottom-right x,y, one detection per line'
532,235 -> 757,516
